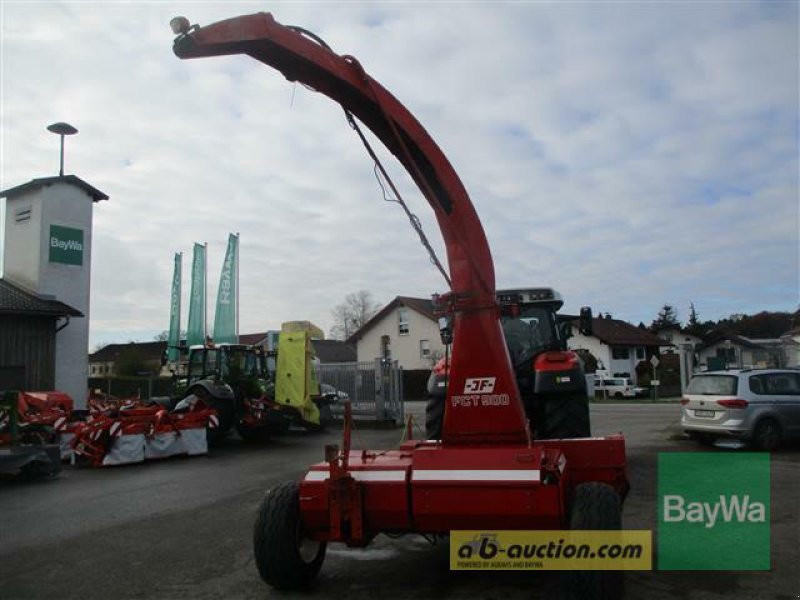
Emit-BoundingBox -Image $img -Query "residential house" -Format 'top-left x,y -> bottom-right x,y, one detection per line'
347,296 -> 444,399
654,327 -> 703,355
568,317 -> 664,385
348,296 -> 443,371
697,332 -> 787,370
88,341 -> 168,377
780,327 -> 800,367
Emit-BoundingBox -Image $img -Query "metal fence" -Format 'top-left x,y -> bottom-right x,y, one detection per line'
319,360 -> 403,423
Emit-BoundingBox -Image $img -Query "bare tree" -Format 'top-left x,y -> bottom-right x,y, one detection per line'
329,290 -> 381,340
153,329 -> 186,342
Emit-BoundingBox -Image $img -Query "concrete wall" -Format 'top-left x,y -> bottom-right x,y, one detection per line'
356,306 -> 443,371
4,180 -> 94,407
3,190 -> 42,290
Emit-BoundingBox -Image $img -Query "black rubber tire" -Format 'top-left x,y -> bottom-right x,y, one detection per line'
566,482 -> 624,600
751,418 -> 781,451
539,393 -> 591,439
613,392 -> 624,399
425,392 -> 445,439
253,481 -> 326,590
205,397 -> 235,444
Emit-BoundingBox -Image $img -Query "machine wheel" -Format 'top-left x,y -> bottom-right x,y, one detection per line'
566,482 -> 624,600
751,418 -> 781,451
425,393 -> 445,439
253,481 -> 326,589
205,399 -> 235,444
540,394 -> 590,439
613,392 -> 624,399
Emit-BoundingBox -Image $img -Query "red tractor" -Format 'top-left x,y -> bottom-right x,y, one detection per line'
426,288 -> 594,441
172,13 -> 629,599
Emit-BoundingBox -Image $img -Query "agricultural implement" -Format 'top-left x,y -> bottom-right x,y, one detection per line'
172,12 -> 629,599
0,390 -> 63,477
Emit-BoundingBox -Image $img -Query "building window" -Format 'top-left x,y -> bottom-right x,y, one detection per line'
635,347 -> 645,360
420,339 -> 430,359
611,347 -> 629,360
398,308 -> 410,335
716,347 -> 736,362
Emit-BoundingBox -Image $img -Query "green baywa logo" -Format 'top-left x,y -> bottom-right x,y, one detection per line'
663,494 -> 765,529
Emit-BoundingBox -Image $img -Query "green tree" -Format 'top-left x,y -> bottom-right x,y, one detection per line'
651,304 -> 680,330
685,302 -> 706,337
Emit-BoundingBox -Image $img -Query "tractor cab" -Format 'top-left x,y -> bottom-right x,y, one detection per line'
186,344 -> 268,386
496,288 -> 567,366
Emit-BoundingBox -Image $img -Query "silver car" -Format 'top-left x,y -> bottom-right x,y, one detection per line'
681,369 -> 800,450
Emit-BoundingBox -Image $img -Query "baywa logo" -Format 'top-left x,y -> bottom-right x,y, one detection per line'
48,225 -> 84,266
662,494 -> 766,529
658,453 -> 770,570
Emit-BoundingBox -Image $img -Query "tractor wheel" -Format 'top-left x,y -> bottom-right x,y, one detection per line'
204,398 -> 235,445
539,393 -> 590,439
425,393 -> 445,439
253,481 -> 326,590
566,482 -> 624,600
752,418 -> 781,451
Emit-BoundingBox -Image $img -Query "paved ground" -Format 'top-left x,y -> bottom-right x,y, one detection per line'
1,403 -> 797,599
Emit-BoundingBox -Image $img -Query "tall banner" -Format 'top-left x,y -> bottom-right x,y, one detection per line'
167,252 -> 182,362
213,233 -> 239,344
186,243 -> 207,347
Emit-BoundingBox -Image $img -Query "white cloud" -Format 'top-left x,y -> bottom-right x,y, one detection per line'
1,1 -> 797,349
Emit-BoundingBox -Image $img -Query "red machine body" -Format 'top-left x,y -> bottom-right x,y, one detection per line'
173,11 -> 627,547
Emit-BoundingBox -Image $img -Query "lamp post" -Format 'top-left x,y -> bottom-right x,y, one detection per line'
46,122 -> 78,176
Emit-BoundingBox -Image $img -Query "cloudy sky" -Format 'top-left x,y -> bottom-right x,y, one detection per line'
1,1 -> 797,349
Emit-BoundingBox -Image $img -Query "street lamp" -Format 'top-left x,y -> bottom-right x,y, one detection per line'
46,122 -> 78,177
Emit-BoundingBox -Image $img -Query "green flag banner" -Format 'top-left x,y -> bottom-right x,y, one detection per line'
213,233 -> 239,344
167,252 -> 182,362
186,243 -> 207,347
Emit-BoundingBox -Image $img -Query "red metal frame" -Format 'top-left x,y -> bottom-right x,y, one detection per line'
173,12 -> 628,545
173,12 -> 525,445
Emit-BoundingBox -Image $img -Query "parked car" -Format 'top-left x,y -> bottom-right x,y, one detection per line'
594,376 -> 646,398
319,383 -> 349,404
681,369 -> 800,450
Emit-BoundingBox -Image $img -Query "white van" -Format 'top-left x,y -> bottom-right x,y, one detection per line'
594,376 -> 645,398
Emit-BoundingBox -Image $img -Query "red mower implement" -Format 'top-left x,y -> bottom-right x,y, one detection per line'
172,13 -> 629,599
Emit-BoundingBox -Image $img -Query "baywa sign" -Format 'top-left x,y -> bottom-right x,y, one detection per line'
658,453 -> 770,570
49,225 -> 84,266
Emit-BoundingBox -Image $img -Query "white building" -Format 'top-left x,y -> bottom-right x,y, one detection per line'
348,296 -> 443,371
654,327 -> 703,355
568,317 -> 664,385
697,333 -> 788,370
780,327 -> 800,367
1,175 -> 107,407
